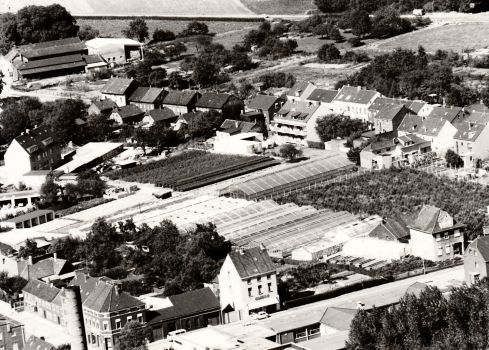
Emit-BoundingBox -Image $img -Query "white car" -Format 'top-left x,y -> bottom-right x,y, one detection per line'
251,311 -> 269,320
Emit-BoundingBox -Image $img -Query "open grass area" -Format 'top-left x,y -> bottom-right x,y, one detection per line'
77,18 -> 259,40
241,0 -> 315,15
371,23 -> 489,53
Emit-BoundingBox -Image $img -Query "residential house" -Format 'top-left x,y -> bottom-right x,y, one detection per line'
146,288 -> 221,341
128,87 -> 167,112
286,81 -> 317,100
368,97 -> 411,122
245,95 -> 286,125
0,314 -> 26,350
454,120 -> 489,168
427,106 -> 465,123
86,38 -> 144,65
141,108 -> 178,129
100,78 -> 139,107
70,272 -> 146,350
162,90 -> 201,115
109,105 -> 145,125
368,218 -> 410,244
20,255 -> 75,282
218,247 -> 280,323
408,100 -> 432,117
88,100 -> 118,116
4,126 -> 62,179
195,93 -> 244,119
332,86 -> 380,122
360,134 -> 431,170
397,114 -> 457,156
305,88 -> 338,116
23,280 -> 65,325
372,105 -> 413,134
24,336 -> 55,350
218,119 -> 262,137
464,235 -> 489,284
269,100 -> 320,147
408,205 -> 464,262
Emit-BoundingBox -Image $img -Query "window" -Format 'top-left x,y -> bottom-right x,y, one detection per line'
437,247 -> 443,256
435,234 -> 441,242
257,276 -> 262,282
267,274 -> 271,280
127,316 -> 133,323
248,287 -> 252,297
137,313 -> 143,323
475,262 -> 479,269
268,283 -> 272,292
444,232 -> 449,240
445,245 -> 450,254
258,285 -> 263,295
247,279 -> 251,285
103,321 -> 109,330
115,319 -> 121,329
454,230 -> 461,238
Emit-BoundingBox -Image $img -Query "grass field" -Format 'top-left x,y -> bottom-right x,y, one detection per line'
241,0 -> 315,14
1,0 -> 253,16
78,18 -> 259,41
372,23 -> 489,53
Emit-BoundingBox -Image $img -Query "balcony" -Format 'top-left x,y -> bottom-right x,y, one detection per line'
270,125 -> 306,137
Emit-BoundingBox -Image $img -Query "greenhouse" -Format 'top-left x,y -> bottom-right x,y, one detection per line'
218,154 -> 356,200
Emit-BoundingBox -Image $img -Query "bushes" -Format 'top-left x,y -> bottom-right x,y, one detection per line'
317,44 -> 341,62
257,72 -> 296,89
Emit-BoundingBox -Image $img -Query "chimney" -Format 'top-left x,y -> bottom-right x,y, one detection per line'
114,285 -> 119,295
6,323 -> 11,333
239,247 -> 245,255
53,252 -> 57,261
28,255 -> 33,265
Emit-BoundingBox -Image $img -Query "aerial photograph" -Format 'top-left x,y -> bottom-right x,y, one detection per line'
0,0 -> 489,349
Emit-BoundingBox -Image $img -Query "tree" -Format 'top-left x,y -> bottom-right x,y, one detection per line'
43,99 -> 87,145
258,72 -> 296,89
313,23 -> 331,39
351,10 -> 371,37
280,144 -> 303,162
317,44 -> 341,62
178,21 -> 209,37
371,7 -> 413,39
347,147 -> 362,165
445,149 -> 464,168
76,171 -> 107,198
40,175 -> 60,207
18,239 -> 39,259
116,321 -> 148,350
314,0 -> 349,13
148,69 -> 168,88
152,29 -> 175,43
125,61 -> 153,86
164,42 -> 187,61
316,114 -> 367,142
122,18 -> 149,43
0,13 -> 19,55
192,59 -> 221,88
78,25 -> 99,41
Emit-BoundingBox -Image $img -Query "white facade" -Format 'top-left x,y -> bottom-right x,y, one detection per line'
398,121 -> 457,157
102,95 -> 127,107
218,255 -> 279,323
455,124 -> 489,167
4,140 -> 32,180
213,133 -> 264,155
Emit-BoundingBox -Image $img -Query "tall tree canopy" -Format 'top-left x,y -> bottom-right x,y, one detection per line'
122,18 -> 149,43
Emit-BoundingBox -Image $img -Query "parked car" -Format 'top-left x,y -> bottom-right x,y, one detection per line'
250,311 -> 269,320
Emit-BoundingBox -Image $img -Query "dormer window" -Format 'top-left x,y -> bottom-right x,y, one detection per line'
27,145 -> 38,154
41,137 -> 53,146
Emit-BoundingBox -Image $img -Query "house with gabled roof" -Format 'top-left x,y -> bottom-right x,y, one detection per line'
464,235 -> 489,284
4,126 -> 62,180
332,86 -> 381,122
146,288 -> 221,341
369,218 -> 410,243
454,120 -> 489,168
427,106 -> 465,123
195,92 -> 244,120
218,247 -> 280,323
70,271 -> 146,350
397,114 -> 457,156
88,100 -> 118,116
373,105 -> 413,134
20,255 -> 75,282
162,90 -> 201,115
408,205 -> 464,262
25,336 -> 55,350
101,78 -> 139,106
286,81 -> 317,100
245,94 -> 286,126
141,108 -> 178,129
109,105 -> 145,125
128,87 -> 167,112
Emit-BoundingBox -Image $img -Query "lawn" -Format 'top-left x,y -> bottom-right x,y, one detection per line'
77,18 -> 259,41
241,0 -> 315,15
372,23 -> 489,53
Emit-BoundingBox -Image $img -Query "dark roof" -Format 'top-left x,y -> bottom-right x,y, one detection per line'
147,108 -> 177,122
195,93 -> 236,109
129,87 -> 167,104
92,99 -> 118,113
0,242 -> 15,256
101,78 -> 137,95
14,125 -> 58,156
375,105 -> 411,121
410,205 -> 462,234
276,100 -> 319,123
23,280 -> 60,302
21,257 -> 74,281
18,54 -> 86,75
84,54 -> 106,65
25,336 -> 55,350
70,272 -> 144,312
369,97 -> 411,112
454,121 -> 486,142
229,247 -> 275,279
333,86 -> 378,105
407,101 -> 427,114
247,95 -> 282,111
163,90 -> 200,106
148,288 -> 219,324
306,89 -> 338,103
398,114 -> 448,137
428,106 -> 463,123
19,37 -> 86,60
320,307 -> 357,331
369,218 -> 410,241
468,236 -> 489,262
220,119 -> 259,134
114,105 -> 145,120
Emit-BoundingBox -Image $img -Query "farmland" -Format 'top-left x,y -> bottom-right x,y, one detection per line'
1,0 -> 254,16
107,150 -> 279,191
369,23 -> 489,54
241,0 -> 315,15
